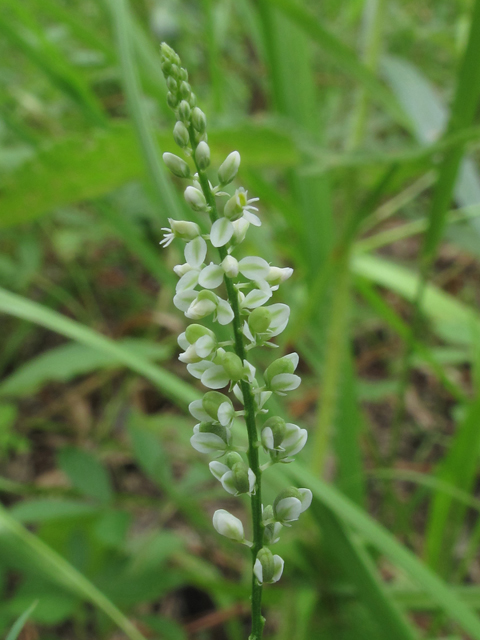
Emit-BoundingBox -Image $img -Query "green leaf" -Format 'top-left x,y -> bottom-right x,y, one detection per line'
58,447 -> 113,504
5,600 -> 37,640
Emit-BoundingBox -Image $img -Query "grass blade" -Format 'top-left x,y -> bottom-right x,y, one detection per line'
0,286 -> 198,409
0,507 -> 148,640
265,0 -> 408,126
313,504 -> 419,640
5,601 -> 38,640
284,464 -> 480,639
106,0 -> 183,219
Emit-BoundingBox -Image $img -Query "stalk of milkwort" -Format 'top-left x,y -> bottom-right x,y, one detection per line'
158,43 -> 311,640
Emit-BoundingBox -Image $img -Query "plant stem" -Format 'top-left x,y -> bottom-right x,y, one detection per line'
189,129 -> 264,639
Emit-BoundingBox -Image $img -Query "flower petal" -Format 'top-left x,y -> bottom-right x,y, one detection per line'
187,360 -> 215,380
238,257 -> 270,281
198,263 -> 224,289
201,365 -> 230,389
173,289 -> 197,312
185,236 -> 207,268
195,334 -> 216,358
241,288 -> 272,309
176,269 -> 199,292
189,399 -> 211,422
210,217 -> 234,248
216,298 -> 234,325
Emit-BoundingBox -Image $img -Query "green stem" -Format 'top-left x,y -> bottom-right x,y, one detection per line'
189,129 -> 264,639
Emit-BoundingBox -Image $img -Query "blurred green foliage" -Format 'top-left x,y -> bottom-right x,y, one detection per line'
1,0 -> 480,638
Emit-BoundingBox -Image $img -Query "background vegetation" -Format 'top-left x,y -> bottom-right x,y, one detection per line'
1,0 -> 480,638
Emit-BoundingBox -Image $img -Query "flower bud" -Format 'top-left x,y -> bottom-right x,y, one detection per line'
221,352 -> 244,382
263,522 -> 282,545
189,92 -> 197,108
254,548 -> 284,584
273,487 -> 312,525
173,263 -> 193,277
163,153 -> 191,179
218,151 -> 241,185
184,186 -> 207,211
179,81 -> 191,99
178,67 -> 188,81
170,63 -> 179,78
195,141 -> 210,170
266,266 -> 293,286
167,76 -> 177,92
221,255 -> 239,278
191,107 -> 207,133
167,91 -> 179,109
213,509 -> 245,542
173,121 -> 190,148
261,416 -> 287,451
248,307 -> 272,334
167,218 -> 200,241
178,99 -> 191,123
186,290 -> 218,320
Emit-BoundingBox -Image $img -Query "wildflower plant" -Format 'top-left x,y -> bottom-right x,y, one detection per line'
159,43 -> 311,639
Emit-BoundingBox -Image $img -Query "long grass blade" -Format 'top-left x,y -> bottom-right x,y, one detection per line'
0,507 -> 148,640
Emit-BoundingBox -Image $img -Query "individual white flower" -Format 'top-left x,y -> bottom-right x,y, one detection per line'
264,353 -> 301,396
160,218 -> 201,248
254,548 -> 284,584
190,422 -> 231,456
212,509 -> 245,542
261,418 -> 308,463
209,454 -> 256,496
199,351 -> 256,390
273,488 -> 312,526
185,290 -> 218,320
243,303 -> 290,343
189,391 -> 235,426
178,325 -> 217,363
224,188 -> 260,226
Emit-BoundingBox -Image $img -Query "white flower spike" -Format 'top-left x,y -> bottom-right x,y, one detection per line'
159,43 -> 309,635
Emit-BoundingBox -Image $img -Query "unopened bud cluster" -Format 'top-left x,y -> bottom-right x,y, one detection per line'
159,43 -> 311,588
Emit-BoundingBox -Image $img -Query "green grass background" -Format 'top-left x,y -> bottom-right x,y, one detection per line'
1,0 -> 480,638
